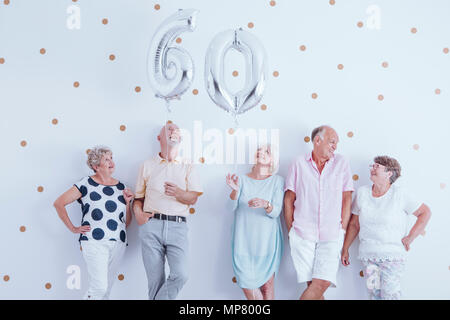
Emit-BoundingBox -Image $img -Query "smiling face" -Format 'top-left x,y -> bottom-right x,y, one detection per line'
370,162 -> 392,185
94,152 -> 115,176
314,127 -> 339,160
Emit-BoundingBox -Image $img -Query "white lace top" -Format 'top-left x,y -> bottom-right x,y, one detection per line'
352,184 -> 421,261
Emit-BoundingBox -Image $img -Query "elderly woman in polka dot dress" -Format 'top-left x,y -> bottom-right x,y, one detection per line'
54,146 -> 134,300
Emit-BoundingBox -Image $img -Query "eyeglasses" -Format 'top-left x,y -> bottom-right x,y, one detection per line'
369,163 -> 385,170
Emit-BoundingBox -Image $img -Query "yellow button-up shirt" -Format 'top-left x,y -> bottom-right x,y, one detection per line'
135,154 -> 203,217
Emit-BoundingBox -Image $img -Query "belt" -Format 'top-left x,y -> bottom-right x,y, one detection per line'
150,213 -> 186,223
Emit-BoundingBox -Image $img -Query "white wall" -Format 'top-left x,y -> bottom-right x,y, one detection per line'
1,0 -> 449,299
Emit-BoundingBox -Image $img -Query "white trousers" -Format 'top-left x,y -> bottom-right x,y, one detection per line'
81,240 -> 126,300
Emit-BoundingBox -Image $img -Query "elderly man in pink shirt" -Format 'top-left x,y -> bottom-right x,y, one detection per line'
284,125 -> 354,300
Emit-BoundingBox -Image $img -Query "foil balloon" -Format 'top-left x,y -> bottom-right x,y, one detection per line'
205,28 -> 268,118
147,9 -> 198,103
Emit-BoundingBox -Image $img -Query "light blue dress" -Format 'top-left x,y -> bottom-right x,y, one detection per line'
230,174 -> 284,289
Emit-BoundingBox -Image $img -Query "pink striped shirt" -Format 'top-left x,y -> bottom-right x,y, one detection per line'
284,152 -> 354,242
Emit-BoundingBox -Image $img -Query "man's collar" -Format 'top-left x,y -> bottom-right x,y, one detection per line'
306,150 -> 335,163
158,152 -> 181,163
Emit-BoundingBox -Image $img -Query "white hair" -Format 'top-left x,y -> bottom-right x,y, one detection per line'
87,146 -> 112,172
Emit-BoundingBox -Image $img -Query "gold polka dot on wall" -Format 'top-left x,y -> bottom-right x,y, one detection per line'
413,144 -> 420,151
166,120 -> 173,124
176,37 -> 182,44
269,1 -> 276,7
378,94 -> 384,101
260,104 -> 267,111
120,125 -> 126,132
299,45 -> 306,51
45,283 -> 52,290
0,57 -> 5,64
359,270 -> 364,277
102,18 -> 108,25
20,226 -> 26,232
382,61 -> 389,68
411,27 -> 417,34
37,186 -> 44,193
304,136 -> 311,143
189,208 -> 195,214
353,174 -> 359,181
337,64 -> 344,70
247,22 -> 254,29
357,21 -> 364,28
273,71 -> 279,77
3,275 -> 10,282
73,81 -> 80,88
444,48 -> 449,54
20,140 -> 27,147
40,48 -> 46,55
192,89 -> 198,95
347,131 -> 354,138
109,54 -> 116,61
4,0 -> 10,5
232,276 -> 237,283
199,157 -> 205,164
228,128 -> 235,135
118,274 -> 124,281
232,70 -> 239,77
135,86 -> 141,93
154,4 -> 160,10
52,118 -> 58,125
86,149 -> 91,155
440,183 -> 446,189
435,88 -> 441,95
329,0 -> 336,6
311,93 -> 318,99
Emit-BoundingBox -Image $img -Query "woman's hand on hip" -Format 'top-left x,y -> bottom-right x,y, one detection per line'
401,235 -> 413,251
71,225 -> 91,235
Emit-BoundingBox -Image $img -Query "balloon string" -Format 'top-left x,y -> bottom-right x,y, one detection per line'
232,112 -> 238,175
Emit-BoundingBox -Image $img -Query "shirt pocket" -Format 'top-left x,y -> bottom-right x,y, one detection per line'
327,172 -> 343,191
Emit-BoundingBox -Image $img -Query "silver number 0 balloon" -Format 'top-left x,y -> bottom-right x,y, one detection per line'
147,9 -> 199,103
205,28 -> 268,119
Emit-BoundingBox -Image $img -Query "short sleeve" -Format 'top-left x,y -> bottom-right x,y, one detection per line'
186,164 -> 203,195
342,158 -> 355,192
73,177 -> 88,201
351,193 -> 361,215
135,164 -> 147,199
284,160 -> 298,193
401,189 -> 422,215
351,187 -> 364,215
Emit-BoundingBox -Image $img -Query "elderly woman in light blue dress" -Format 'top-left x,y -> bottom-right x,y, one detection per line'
226,144 -> 284,300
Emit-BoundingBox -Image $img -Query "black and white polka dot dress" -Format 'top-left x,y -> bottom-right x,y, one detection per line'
74,176 -> 127,244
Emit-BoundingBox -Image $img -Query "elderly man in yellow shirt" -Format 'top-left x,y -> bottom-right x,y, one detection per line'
133,122 -> 203,300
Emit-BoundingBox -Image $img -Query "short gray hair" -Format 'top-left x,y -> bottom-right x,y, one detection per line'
87,146 -> 112,172
311,125 -> 328,142
374,155 -> 401,184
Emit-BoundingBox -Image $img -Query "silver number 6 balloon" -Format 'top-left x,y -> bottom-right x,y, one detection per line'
147,9 -> 199,104
205,28 -> 268,119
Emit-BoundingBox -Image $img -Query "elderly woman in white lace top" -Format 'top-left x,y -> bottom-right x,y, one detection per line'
341,156 -> 431,300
